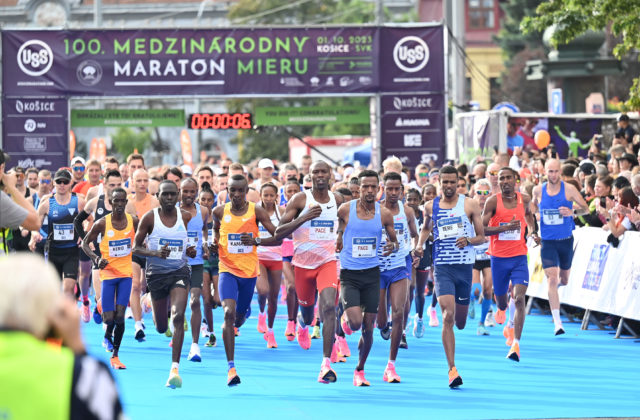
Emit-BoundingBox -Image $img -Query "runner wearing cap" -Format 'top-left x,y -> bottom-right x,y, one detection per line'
252,158 -> 281,190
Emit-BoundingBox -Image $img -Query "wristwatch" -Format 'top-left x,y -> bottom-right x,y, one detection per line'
255,237 -> 262,246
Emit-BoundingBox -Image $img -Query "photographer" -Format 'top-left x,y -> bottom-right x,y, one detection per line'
0,149 -> 40,234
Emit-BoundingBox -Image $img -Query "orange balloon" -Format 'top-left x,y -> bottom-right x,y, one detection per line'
534,130 -> 550,149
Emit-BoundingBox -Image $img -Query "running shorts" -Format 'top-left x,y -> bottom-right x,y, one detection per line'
48,247 -> 79,280
294,260 -> 338,307
219,272 -> 256,321
146,265 -> 190,301
433,263 -> 473,306
101,277 -> 133,313
380,265 -> 409,290
340,266 -> 380,314
259,259 -> 283,272
541,237 -> 574,270
189,264 -> 204,289
473,259 -> 491,271
490,255 -> 529,296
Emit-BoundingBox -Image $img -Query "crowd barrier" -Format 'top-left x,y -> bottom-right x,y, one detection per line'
526,227 -> 640,324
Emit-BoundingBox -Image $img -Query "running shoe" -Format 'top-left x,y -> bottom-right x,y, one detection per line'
110,356 -> 126,370
448,366 -> 462,388
92,306 -> 102,324
188,343 -> 202,362
337,335 -> 351,358
184,318 -> 188,332
507,342 -> 520,362
341,313 -> 353,335
311,324 -> 321,339
135,328 -> 146,342
165,326 -> 173,338
204,333 -> 217,347
380,323 -> 391,340
265,330 -> 278,349
383,363 -> 401,383
297,325 -> 311,350
227,367 -> 241,387
399,333 -> 408,349
353,369 -> 370,387
494,309 -> 506,325
477,325 -> 490,336
318,359 -> 337,384
102,337 -> 114,353
330,340 -> 346,363
503,325 -> 515,347
81,304 -> 91,323
125,307 -> 133,320
284,320 -> 296,341
200,324 -> 210,338
257,312 -> 267,334
234,327 -> 240,337
413,314 -> 425,338
468,298 -> 476,319
428,307 -> 440,327
404,317 -> 412,335
140,293 -> 152,314
484,309 -> 496,327
554,325 -> 565,336
166,368 -> 182,389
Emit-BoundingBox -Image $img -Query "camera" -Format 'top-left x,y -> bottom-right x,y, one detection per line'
599,197 -> 607,208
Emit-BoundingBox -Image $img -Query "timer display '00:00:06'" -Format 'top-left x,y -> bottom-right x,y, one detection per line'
189,113 -> 252,129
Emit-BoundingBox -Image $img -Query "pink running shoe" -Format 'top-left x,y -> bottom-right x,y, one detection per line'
337,335 -> 351,358
341,313 -> 353,336
353,369 -> 370,386
284,320 -> 296,341
428,307 -> 440,327
297,325 -> 311,350
81,304 -> 91,323
257,312 -> 267,334
264,330 -> 278,349
318,359 -> 337,384
383,363 -> 401,383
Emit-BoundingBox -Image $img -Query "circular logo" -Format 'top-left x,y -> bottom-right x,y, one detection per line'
16,100 -> 24,113
76,60 -> 102,86
17,40 -> 54,77
107,230 -> 115,238
24,119 -> 36,133
393,36 -> 429,73
97,208 -> 104,215
224,215 -> 232,223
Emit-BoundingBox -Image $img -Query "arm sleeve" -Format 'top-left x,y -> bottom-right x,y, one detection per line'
70,355 -> 124,420
0,191 -> 29,229
74,210 -> 91,239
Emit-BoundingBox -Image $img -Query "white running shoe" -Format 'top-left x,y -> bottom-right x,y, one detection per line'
485,310 -> 496,328
125,307 -> 133,319
188,343 -> 202,362
413,313 -> 425,338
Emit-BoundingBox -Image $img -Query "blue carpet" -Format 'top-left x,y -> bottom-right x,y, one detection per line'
82,300 -> 640,420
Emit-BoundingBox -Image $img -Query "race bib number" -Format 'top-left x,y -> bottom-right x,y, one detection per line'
498,223 -> 520,241
475,246 -> 489,261
438,217 -> 463,240
259,225 -> 271,239
187,231 -> 199,247
108,238 -> 131,258
228,233 -> 252,254
310,220 -> 334,240
542,209 -> 564,225
53,223 -> 74,241
159,238 -> 184,260
352,237 -> 376,258
207,228 -> 214,245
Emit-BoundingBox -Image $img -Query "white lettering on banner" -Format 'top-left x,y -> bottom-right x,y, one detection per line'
392,36 -> 429,73
393,96 -> 433,111
15,99 -> 55,113
403,134 -> 422,147
526,227 -> 640,321
17,40 -> 54,77
114,59 -> 225,78
420,153 -> 438,163
395,117 -> 430,127
158,238 -> 184,260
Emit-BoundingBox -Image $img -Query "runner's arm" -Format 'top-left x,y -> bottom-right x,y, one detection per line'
482,196 -> 512,236
467,199 -> 486,246
405,205 -> 420,249
567,184 -> 589,215
415,202 -> 433,253
81,218 -> 107,267
132,211 -> 159,257
335,202 -> 349,253
255,205 -> 281,246
381,207 -> 399,256
274,192 -> 311,240
74,196 -> 96,239
523,195 -> 540,243
30,195 -> 50,237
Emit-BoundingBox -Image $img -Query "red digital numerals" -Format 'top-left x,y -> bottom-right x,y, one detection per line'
189,113 -> 252,129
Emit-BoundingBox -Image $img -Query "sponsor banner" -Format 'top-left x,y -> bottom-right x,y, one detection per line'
71,109 -> 185,127
527,227 -> 640,321
379,92 -> 446,168
1,26 -> 444,96
1,98 -> 68,171
255,105 -> 369,126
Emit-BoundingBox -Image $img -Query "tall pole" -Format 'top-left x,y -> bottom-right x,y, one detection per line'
94,0 -> 102,27
450,0 -> 465,116
370,0 -> 383,169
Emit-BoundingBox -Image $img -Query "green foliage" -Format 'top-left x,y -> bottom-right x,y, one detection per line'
522,0 -> 640,110
228,0 -> 377,25
111,127 -> 152,160
493,0 -> 545,64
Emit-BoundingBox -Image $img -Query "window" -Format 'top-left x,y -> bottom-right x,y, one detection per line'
468,0 -> 495,29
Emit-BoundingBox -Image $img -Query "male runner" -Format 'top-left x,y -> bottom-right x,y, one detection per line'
217,163 -> 260,204
531,159 -> 588,335
275,161 -> 345,383
376,172 -> 419,382
125,169 -> 159,341
483,167 -> 540,362
252,158 -> 281,189
471,179 -> 493,336
180,178 -> 210,362
213,174 -> 279,386
82,188 -> 138,369
414,165 -> 485,388
132,180 -> 197,388
336,169 -> 397,386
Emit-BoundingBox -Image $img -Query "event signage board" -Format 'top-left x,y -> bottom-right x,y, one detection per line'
70,109 -> 185,127
1,26 -> 444,97
380,93 -> 446,167
255,105 -> 370,126
1,98 -> 69,171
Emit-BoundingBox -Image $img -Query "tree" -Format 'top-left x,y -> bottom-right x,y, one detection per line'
522,0 -> 640,110
494,0 -> 545,64
111,127 -> 152,160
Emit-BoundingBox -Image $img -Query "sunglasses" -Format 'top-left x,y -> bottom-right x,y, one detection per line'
476,190 -> 490,196
73,166 -> 85,171
40,179 -> 51,184
418,172 -> 429,177
222,166 -> 229,170
488,171 -> 498,176
55,179 -> 70,185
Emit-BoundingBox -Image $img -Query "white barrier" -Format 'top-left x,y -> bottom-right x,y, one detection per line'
527,227 -> 640,321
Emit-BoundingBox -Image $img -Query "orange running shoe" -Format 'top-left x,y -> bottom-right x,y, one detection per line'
284,320 -> 296,341
383,363 -> 401,383
507,342 -> 520,362
257,312 -> 267,334
110,356 -> 126,370
494,309 -> 506,325
318,359 -> 337,384
264,330 -> 278,349
503,325 -> 515,347
337,335 -> 351,358
227,367 -> 241,387
448,366 -> 463,388
353,369 -> 370,387
234,327 -> 240,337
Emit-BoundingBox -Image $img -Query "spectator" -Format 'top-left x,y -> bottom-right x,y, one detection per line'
603,187 -> 639,242
0,149 -> 40,233
70,156 -> 86,186
26,167 -> 39,193
615,114 -> 636,144
0,253 -> 124,419
617,153 -> 638,172
632,174 -> 640,199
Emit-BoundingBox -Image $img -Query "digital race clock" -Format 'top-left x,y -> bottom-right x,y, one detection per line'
188,113 -> 252,129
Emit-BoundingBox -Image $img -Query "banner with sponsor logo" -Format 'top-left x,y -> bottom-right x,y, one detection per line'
71,109 -> 185,127
1,26 -> 444,97
1,98 -> 68,171
380,93 -> 446,167
527,227 -> 640,321
255,105 -> 369,126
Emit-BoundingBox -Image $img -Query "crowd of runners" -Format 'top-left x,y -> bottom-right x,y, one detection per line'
1,122 -> 639,391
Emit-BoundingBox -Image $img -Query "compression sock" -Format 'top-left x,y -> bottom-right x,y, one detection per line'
480,298 -> 492,324
507,298 -> 516,328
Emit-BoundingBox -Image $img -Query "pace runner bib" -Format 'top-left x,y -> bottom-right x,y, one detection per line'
352,237 -> 376,258
542,209 -> 564,225
159,238 -> 184,260
108,238 -> 131,258
438,216 -> 463,240
498,223 -> 520,241
309,220 -> 334,240
187,231 -> 199,247
228,233 -> 252,254
53,223 -> 74,241
259,225 -> 271,239
207,228 -> 214,245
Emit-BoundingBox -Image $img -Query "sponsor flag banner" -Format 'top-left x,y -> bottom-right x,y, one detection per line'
255,105 -> 369,126
180,129 -> 193,167
89,138 -> 99,161
1,26 -> 444,97
71,109 -> 185,127
1,98 -> 68,171
69,130 -> 76,162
